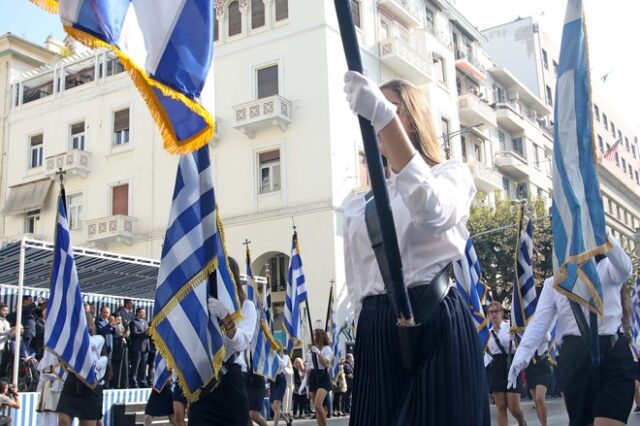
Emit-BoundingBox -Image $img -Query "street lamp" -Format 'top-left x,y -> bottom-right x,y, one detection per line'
440,123 -> 483,160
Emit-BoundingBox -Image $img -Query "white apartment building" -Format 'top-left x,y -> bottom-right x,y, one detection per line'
483,17 -> 640,253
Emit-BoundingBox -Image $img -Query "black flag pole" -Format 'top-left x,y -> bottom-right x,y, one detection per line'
325,281 -> 334,332
333,0 -> 414,327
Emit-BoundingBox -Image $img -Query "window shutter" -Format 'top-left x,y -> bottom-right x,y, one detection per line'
71,122 -> 85,135
114,109 -> 129,132
257,65 -> 278,99
228,1 -> 242,36
112,184 -> 129,216
252,0 -> 265,28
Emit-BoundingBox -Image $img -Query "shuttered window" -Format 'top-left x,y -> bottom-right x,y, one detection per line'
252,0 -> 265,28
257,65 -> 278,99
228,1 -> 242,37
112,184 -> 129,216
275,0 -> 288,21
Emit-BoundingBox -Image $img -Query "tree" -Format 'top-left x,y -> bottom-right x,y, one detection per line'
466,194 -> 553,305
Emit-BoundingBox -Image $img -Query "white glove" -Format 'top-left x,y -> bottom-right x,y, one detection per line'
207,297 -> 229,320
311,346 -> 321,355
343,71 -> 397,134
507,356 -> 528,389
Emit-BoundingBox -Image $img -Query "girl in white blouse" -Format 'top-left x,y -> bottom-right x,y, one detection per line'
342,73 -> 489,426
306,329 -> 333,426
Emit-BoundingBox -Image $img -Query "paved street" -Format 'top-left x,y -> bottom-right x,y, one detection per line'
268,399 -> 640,425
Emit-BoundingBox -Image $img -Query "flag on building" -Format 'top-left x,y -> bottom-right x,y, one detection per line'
151,146 -> 241,402
33,0 -> 216,154
45,190 -> 96,387
453,238 -> 489,348
603,139 -> 622,161
511,214 -> 537,334
551,0 -> 608,315
283,230 -> 308,353
152,352 -> 171,392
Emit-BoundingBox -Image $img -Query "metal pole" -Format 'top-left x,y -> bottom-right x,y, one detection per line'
12,238 -> 25,386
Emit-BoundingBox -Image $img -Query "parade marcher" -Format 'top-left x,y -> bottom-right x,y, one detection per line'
36,351 -> 64,426
129,308 -> 150,388
524,330 -> 553,426
270,351 -> 293,426
143,383 -> 175,426
342,353 -> 354,415
342,74 -> 490,426
171,379 -> 187,426
306,328 -> 333,426
283,354 -> 295,425
486,302 -> 526,426
187,257 -> 255,426
57,332 -> 109,426
509,233 -> 634,426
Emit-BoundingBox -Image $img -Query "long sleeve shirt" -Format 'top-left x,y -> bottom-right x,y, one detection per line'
512,235 -> 632,366
343,154 -> 476,320
222,299 -> 256,372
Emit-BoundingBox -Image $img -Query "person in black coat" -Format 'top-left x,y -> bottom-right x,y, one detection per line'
7,296 -> 37,357
95,306 -> 115,362
129,308 -> 150,388
343,353 -> 354,414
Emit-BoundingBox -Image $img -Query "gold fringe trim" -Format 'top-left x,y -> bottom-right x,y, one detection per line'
216,208 -> 244,322
28,0 -> 58,13
46,347 -> 97,390
63,25 -> 215,155
261,319 -> 281,352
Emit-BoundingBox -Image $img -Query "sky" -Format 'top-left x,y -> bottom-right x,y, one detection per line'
2,1 -> 638,135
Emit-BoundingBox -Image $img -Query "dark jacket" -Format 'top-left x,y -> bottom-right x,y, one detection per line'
7,303 -> 37,340
95,317 -> 116,354
129,317 -> 150,353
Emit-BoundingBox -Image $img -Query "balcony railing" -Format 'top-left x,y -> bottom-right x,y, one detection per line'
44,150 -> 91,179
495,103 -> 526,132
379,24 -> 432,84
468,161 -> 502,193
493,150 -> 529,178
457,94 -> 496,128
86,215 -> 135,246
455,50 -> 486,82
232,95 -> 292,138
378,0 -> 421,29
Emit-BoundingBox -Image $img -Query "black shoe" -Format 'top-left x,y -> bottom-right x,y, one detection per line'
634,406 -> 640,413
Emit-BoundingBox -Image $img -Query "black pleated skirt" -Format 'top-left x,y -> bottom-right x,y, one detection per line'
145,385 -> 174,417
349,286 -> 490,426
188,364 -> 248,426
57,374 -> 103,420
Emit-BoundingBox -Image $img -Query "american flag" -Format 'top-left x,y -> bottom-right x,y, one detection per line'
603,139 -> 621,161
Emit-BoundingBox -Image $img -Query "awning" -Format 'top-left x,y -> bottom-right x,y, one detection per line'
2,179 -> 52,215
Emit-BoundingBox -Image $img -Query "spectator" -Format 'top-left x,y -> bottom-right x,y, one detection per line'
95,306 -> 115,362
33,308 -> 45,360
116,300 -> 135,329
343,353 -> 354,414
7,296 -> 37,355
292,357 -> 306,419
129,308 -> 150,388
110,313 -> 129,389
333,362 -> 347,416
0,381 -> 21,425
0,304 -> 11,377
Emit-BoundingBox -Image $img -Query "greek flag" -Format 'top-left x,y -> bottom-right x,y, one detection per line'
512,217 -> 537,332
152,352 -> 171,392
284,231 -> 308,352
328,288 -> 342,381
551,0 -> 608,314
45,191 -> 96,386
251,312 -> 281,380
453,239 -> 489,348
548,322 -> 559,366
630,280 -> 640,359
264,278 -> 273,331
151,146 -> 241,402
39,0 -> 216,154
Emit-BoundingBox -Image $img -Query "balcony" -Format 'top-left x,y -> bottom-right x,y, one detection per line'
380,25 -> 432,84
468,161 -> 502,193
86,215 -> 135,246
495,103 -> 525,132
455,50 -> 485,83
232,95 -> 292,139
458,94 -> 496,129
493,150 -> 529,179
44,150 -> 91,179
378,0 -> 421,29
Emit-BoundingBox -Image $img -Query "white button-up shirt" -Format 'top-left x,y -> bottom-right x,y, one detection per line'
344,154 -> 476,320
224,300 -> 257,372
488,321 -> 513,356
512,235 -> 632,366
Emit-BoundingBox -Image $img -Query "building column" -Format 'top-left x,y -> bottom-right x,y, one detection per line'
215,0 -> 225,43
239,0 -> 248,35
264,0 -> 273,29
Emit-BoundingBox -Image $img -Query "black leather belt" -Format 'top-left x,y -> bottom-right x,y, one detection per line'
406,265 -> 452,325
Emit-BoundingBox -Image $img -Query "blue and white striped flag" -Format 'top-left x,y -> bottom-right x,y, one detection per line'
151,146 -> 241,402
264,278 -> 273,331
512,216 -> 537,333
453,239 -> 489,348
329,288 -> 342,381
548,321 -> 559,365
45,192 -> 96,386
40,0 -> 216,154
551,0 -> 608,315
284,231 -> 308,353
152,352 -> 171,392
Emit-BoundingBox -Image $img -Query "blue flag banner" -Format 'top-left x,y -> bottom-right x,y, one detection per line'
453,239 -> 489,349
284,231 -> 308,353
551,0 -> 609,315
512,215 -> 537,333
151,146 -> 241,402
37,0 -> 216,154
548,322 -> 559,366
45,194 -> 96,387
152,352 -> 170,392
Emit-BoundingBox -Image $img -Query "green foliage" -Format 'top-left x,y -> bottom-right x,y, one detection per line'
466,194 -> 553,305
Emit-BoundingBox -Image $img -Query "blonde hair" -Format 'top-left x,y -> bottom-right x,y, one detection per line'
488,301 -> 503,313
380,79 -> 444,166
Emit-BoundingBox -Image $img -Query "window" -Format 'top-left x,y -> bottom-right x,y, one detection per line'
71,121 -> 85,150
113,108 -> 130,146
597,135 -> 604,152
516,182 -> 528,199
512,137 -> 524,157
502,177 -> 511,198
214,16 -> 219,41
358,150 -> 370,188
425,8 -> 434,33
228,1 -> 242,37
545,85 -> 553,106
351,0 -> 361,28
258,150 -> 281,194
267,254 -> 287,292
629,164 -> 633,179
603,113 -> 608,130
67,193 -> 83,230
434,55 -> 446,83
611,121 -> 616,137
29,134 -> 43,168
552,60 -> 558,76
622,158 -> 626,171
498,130 -> 506,150
474,142 -> 483,163
633,144 -> 637,159
542,49 -> 549,69
494,85 -> 505,103
275,0 -> 288,21
257,65 -> 278,99
251,0 -> 265,29
106,57 -> 124,76
112,184 -> 129,216
615,153 -> 619,167
625,137 -> 630,151
24,210 -> 40,234
594,104 -> 600,121
461,136 -> 467,161
534,144 -> 541,168
440,117 -> 450,140
636,170 -> 639,184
